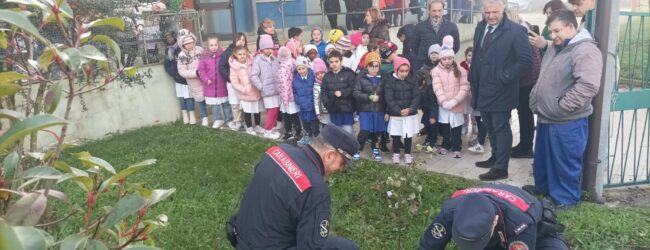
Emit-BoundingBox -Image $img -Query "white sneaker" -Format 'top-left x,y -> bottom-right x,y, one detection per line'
188,112 -> 197,125
246,127 -> 256,135
275,121 -> 284,130
227,121 -> 238,130
181,111 -> 189,124
468,144 -> 485,154
201,117 -> 209,127
212,120 -> 224,129
254,126 -> 264,134
264,130 -> 281,140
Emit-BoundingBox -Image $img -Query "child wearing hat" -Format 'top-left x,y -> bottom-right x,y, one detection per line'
303,44 -> 319,65
310,26 -> 327,60
285,38 -> 302,59
385,56 -> 420,165
256,18 -> 280,57
278,46 -> 302,140
293,56 -> 319,145
350,31 -> 371,73
163,31 -> 194,125
321,50 -> 357,134
380,41 -> 399,76
251,34 -> 282,140
335,35 -> 358,72
432,36 -> 469,158
199,34 -> 233,129
229,46 -> 263,135
311,58 -> 329,125
415,43 -> 442,152
177,30 -> 208,126
353,52 -> 388,161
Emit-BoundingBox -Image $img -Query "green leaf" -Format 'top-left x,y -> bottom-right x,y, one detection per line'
0,31 -> 6,49
2,151 -> 20,180
123,246 -> 162,250
124,67 -> 137,77
19,166 -> 63,180
0,83 -> 22,97
84,239 -> 108,250
79,45 -> 107,61
60,234 -> 87,250
62,48 -> 82,71
0,72 -> 29,85
0,219 -> 24,250
85,17 -> 125,31
44,82 -> 62,114
145,189 -> 175,207
56,0 -> 73,20
52,160 -> 72,173
0,109 -> 26,120
104,193 -> 146,227
78,155 -> 115,174
0,10 -> 47,44
92,35 -> 121,66
57,170 -> 93,193
5,0 -> 47,10
98,159 -> 156,192
38,47 -> 56,71
13,226 -> 52,250
4,192 -> 47,226
0,115 -> 67,151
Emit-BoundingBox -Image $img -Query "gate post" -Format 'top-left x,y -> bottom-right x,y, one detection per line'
582,0 -> 620,203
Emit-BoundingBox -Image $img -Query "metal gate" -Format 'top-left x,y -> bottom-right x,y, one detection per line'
606,11 -> 650,187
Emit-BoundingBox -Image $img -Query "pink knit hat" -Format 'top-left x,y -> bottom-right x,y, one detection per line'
285,38 -> 302,58
259,34 -> 274,50
350,31 -> 363,47
311,58 -> 327,73
393,56 -> 411,73
278,46 -> 292,62
439,35 -> 455,58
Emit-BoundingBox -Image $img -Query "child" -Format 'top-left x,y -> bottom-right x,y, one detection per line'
199,34 -> 233,129
380,41 -> 398,75
460,47 -> 477,135
415,43 -> 441,152
163,31 -> 195,125
335,36 -> 357,72
464,47 -> 486,154
288,27 -> 303,42
220,32 -> 248,131
177,30 -> 208,126
303,44 -> 319,65
351,32 -> 370,72
353,52 -> 387,161
310,26 -> 327,60
285,38 -> 302,59
432,36 -> 470,159
385,57 -> 420,165
229,46 -> 263,135
312,58 -> 329,125
251,34 -> 282,139
321,50 -> 356,134
293,56 -> 319,145
357,42 -> 380,71
256,18 -> 280,56
277,46 -> 302,140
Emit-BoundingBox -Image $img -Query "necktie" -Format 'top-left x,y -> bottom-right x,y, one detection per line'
482,26 -> 495,50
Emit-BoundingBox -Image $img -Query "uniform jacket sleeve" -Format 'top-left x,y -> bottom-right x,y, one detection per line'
505,219 -> 538,250
417,211 -> 453,250
293,189 -> 332,249
559,43 -> 603,112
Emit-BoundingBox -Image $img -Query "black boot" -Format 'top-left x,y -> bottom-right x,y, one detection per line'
475,157 -> 496,168
479,168 -> 508,181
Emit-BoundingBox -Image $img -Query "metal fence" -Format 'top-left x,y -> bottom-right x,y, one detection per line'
607,11 -> 650,187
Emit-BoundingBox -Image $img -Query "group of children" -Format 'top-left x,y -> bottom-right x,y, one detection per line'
163,20 -> 482,165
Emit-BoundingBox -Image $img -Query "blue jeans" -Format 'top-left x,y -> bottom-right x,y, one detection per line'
212,102 -> 233,122
533,118 -> 589,206
180,98 -> 195,111
197,101 -> 208,118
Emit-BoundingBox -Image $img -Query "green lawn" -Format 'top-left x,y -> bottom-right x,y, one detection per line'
51,123 -> 650,249
618,14 -> 650,87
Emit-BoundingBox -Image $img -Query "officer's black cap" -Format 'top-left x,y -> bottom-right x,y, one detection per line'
320,124 -> 360,165
452,194 -> 496,250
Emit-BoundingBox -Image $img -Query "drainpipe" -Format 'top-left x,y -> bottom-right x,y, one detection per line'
251,0 -> 258,34
582,0 -> 620,203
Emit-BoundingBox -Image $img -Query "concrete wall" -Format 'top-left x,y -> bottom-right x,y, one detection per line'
36,64 -> 180,148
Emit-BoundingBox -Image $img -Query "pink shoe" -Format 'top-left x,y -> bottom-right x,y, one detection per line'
392,154 -> 401,164
452,151 -> 463,159
405,154 -> 414,164
438,148 -> 449,155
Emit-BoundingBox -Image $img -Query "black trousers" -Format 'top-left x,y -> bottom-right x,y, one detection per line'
475,115 -> 487,145
516,86 -> 535,152
327,14 -> 338,28
392,136 -> 412,154
439,123 -> 462,152
357,130 -> 382,151
244,113 -> 261,128
282,113 -> 302,136
425,123 -> 440,145
482,111 -> 513,170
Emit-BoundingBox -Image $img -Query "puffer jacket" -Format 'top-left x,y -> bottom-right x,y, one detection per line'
219,45 -> 234,82
199,48 -> 228,98
353,70 -> 385,113
431,64 -> 470,114
293,69 -> 316,112
177,43 -> 204,101
163,45 -> 187,85
321,67 -> 357,113
384,73 -> 420,117
229,55 -> 261,102
278,58 -> 296,106
251,54 -> 280,97
415,64 -> 438,117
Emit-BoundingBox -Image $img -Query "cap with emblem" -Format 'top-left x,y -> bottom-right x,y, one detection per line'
319,124 -> 360,165
452,194 -> 496,250
381,41 -> 398,60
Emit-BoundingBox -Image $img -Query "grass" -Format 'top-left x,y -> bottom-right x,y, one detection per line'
50,123 -> 650,249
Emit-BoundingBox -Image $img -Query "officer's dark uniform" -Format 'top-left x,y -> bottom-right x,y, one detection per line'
418,184 -> 569,250
230,124 -> 359,250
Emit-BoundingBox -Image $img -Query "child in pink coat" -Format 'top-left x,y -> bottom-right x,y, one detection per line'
229,46 -> 263,135
278,46 -> 302,140
199,34 -> 233,129
431,36 -> 470,158
177,30 -> 208,126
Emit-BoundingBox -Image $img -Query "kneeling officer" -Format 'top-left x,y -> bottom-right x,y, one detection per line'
228,124 -> 360,249
418,184 -> 569,250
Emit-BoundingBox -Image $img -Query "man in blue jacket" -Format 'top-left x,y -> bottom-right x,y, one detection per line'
470,0 -> 532,181
407,0 -> 460,71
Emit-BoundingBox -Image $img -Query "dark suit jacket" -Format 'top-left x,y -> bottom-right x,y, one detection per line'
469,15 -> 532,112
408,18 -> 460,71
